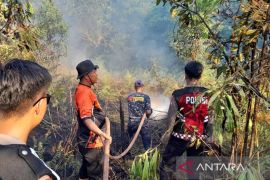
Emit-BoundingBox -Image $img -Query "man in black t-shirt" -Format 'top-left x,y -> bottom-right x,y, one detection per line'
0,59 -> 59,180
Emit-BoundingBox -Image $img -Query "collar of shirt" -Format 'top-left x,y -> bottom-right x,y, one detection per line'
0,134 -> 25,145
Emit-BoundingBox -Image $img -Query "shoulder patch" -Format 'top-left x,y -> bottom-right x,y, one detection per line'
172,88 -> 187,97
18,146 -> 59,180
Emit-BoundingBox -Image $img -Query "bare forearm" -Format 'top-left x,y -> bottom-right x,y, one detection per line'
84,118 -> 103,135
83,118 -> 111,140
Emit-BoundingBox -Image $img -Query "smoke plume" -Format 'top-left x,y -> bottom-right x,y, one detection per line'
55,0 -> 184,75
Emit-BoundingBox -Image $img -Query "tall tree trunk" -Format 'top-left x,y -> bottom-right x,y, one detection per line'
230,96 -> 239,163
248,2 -> 269,165
242,42 -> 256,158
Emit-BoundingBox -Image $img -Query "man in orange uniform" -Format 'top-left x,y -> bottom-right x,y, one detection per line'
75,59 -> 112,180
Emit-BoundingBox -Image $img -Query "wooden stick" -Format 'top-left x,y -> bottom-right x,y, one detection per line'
103,117 -> 111,180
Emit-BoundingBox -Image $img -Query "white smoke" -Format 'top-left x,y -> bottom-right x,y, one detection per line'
150,93 -> 170,120
54,0 -> 184,74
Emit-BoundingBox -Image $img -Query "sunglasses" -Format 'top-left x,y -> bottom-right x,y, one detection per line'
33,94 -> 51,106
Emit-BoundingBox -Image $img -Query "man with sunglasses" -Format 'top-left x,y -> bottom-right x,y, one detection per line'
75,59 -> 112,180
0,59 -> 59,180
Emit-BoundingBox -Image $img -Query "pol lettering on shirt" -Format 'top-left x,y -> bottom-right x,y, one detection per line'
186,96 -> 208,105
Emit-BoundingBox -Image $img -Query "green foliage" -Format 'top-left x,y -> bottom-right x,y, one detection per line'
0,1 -> 38,62
166,0 -> 221,60
236,166 -> 264,180
206,77 -> 248,146
35,0 -> 68,58
0,0 -> 67,63
208,79 -> 241,118
158,1 -> 270,168
130,148 -> 160,180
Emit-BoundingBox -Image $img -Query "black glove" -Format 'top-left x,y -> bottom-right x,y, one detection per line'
146,108 -> 152,118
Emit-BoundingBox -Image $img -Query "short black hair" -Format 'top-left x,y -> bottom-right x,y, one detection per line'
184,61 -> 204,79
0,59 -> 52,116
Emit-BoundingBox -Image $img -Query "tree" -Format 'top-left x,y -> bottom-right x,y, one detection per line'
35,0 -> 68,60
0,0 -> 67,64
0,0 -> 38,62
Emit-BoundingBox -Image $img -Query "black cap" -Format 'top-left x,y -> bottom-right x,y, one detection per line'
76,60 -> 99,79
135,80 -> 144,87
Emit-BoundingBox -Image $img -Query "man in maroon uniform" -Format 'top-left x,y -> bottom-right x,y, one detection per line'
160,61 -> 211,179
